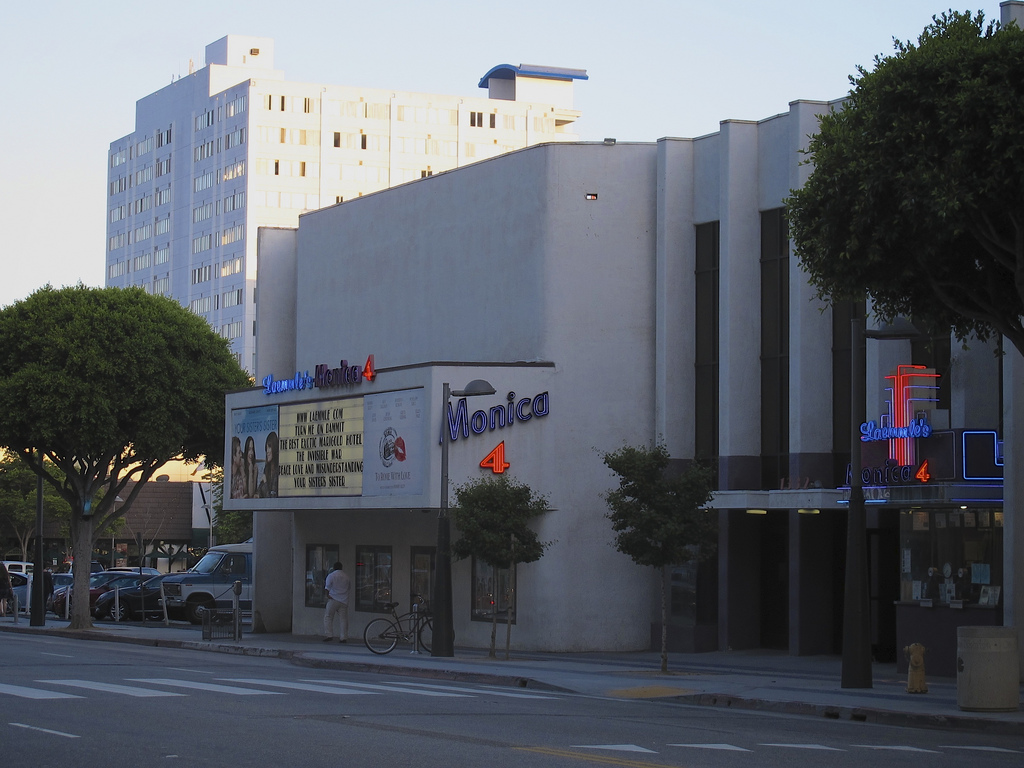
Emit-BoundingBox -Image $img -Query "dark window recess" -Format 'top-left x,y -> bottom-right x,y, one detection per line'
695,221 -> 720,474
489,113 -> 496,128
333,132 -> 341,148
361,134 -> 367,150
760,208 -> 789,490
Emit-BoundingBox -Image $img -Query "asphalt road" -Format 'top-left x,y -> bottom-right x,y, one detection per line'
1,633 -> 1022,767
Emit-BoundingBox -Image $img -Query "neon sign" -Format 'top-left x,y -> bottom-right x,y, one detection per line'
446,391 -> 550,442
859,364 -> 938,465
860,418 -> 932,442
263,354 -> 376,396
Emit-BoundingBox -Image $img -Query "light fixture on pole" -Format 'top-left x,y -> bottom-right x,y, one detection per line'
432,378 -> 495,658
842,313 -> 924,688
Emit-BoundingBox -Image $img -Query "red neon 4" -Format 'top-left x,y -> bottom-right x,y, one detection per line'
480,441 -> 510,474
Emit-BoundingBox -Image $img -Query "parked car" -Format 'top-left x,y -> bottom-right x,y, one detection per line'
46,573 -> 73,613
3,561 -> 34,575
52,571 -> 147,619
9,572 -> 30,614
106,567 -> 161,577
94,574 -> 167,621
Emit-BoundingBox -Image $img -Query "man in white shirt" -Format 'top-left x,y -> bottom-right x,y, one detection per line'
323,562 -> 351,642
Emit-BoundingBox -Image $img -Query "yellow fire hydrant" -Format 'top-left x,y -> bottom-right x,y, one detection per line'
904,642 -> 928,693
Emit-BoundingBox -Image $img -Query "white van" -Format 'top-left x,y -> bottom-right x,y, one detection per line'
160,542 -> 252,624
3,561 -> 34,575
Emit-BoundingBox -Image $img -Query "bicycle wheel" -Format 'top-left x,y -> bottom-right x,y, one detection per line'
416,615 -> 433,654
364,618 -> 398,654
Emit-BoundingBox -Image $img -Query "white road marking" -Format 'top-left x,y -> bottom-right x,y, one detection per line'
761,743 -> 845,751
39,652 -> 74,658
0,683 -> 83,700
217,678 -> 376,695
938,746 -> 1023,753
40,680 -> 185,697
852,745 -> 941,753
127,678 -> 284,695
571,745 -> 658,753
669,743 -> 752,751
10,723 -> 80,738
301,679 -> 471,697
363,681 -> 557,699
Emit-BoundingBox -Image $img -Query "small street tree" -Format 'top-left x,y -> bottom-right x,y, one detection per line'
602,443 -> 716,673
0,452 -> 71,562
451,474 -> 551,659
0,285 -> 251,628
787,10 -> 1024,357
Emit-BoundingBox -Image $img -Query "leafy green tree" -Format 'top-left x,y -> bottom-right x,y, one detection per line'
787,11 -> 1024,357
451,474 -> 551,659
0,453 -> 71,562
0,285 -> 251,628
602,444 -> 716,673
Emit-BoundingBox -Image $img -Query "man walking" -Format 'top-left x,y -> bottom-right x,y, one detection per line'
323,562 -> 350,643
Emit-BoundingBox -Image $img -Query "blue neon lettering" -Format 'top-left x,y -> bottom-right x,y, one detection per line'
860,418 -> 932,442
263,371 -> 313,395
444,391 -> 550,442
516,398 -> 532,421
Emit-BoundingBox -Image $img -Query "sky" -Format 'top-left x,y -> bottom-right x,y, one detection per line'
0,1 -> 1008,308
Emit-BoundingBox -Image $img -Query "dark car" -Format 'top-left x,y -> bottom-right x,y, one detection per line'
95,574 -> 167,621
52,571 -> 146,619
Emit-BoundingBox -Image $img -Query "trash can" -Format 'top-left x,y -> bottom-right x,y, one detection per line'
956,626 -> 1020,712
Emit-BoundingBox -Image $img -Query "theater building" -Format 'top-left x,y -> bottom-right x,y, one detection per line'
222,100 -> 1015,665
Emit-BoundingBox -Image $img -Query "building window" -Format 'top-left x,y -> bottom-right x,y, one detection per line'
760,208 -> 789,490
355,546 -> 392,612
305,544 -> 340,608
410,547 -> 435,609
469,111 -> 483,127
695,221 -> 720,466
471,559 -> 515,623
191,265 -> 212,284
360,134 -> 367,150
489,113 -> 496,128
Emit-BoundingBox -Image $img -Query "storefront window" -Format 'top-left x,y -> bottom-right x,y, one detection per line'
305,544 -> 339,608
899,508 -> 1003,606
410,546 -> 434,610
355,545 -> 392,612
471,559 -> 515,623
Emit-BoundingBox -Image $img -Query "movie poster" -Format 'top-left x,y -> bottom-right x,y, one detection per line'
229,405 -> 281,500
362,389 -> 426,497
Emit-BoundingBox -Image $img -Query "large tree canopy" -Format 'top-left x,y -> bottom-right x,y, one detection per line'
787,11 -> 1024,356
0,285 -> 251,626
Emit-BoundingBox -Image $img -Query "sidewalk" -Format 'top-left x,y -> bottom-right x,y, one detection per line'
2,616 -> 1022,736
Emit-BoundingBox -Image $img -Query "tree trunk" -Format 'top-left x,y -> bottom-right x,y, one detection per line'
69,515 -> 95,629
505,562 -> 514,660
660,565 -> 669,674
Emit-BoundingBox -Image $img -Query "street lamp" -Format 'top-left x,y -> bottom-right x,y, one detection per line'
432,378 -> 496,657
842,313 -> 924,688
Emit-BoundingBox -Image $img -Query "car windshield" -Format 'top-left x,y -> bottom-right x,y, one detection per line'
190,552 -> 225,575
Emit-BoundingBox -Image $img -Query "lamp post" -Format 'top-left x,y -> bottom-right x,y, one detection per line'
432,378 -> 495,658
842,313 -> 924,688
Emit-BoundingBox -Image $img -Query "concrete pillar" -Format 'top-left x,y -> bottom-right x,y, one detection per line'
1002,345 -> 1024,680
654,138 -> 696,459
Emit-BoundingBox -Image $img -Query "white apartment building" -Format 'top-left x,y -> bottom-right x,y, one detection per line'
105,35 -> 587,371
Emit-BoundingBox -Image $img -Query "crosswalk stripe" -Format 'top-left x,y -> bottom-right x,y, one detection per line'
668,744 -> 752,751
39,680 -> 184,697
127,678 -> 284,695
216,678 -> 376,695
386,681 -> 557,699
0,683 -> 83,700
301,679 -> 471,697
761,743 -> 845,751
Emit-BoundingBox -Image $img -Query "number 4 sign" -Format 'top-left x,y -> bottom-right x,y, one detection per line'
480,441 -> 510,474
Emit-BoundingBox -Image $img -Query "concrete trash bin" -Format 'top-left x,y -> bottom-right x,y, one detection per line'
956,626 -> 1020,712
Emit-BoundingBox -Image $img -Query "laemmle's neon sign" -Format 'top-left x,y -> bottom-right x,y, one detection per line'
860,364 -> 938,466
263,354 -> 376,396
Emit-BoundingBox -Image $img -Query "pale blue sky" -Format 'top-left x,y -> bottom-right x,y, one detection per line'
0,1 -> 1004,307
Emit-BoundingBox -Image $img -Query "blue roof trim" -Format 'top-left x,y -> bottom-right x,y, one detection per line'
478,63 -> 588,89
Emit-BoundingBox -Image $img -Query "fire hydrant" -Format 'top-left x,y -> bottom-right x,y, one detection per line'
904,642 -> 928,693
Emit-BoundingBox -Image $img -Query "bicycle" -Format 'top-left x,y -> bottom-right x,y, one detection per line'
363,596 -> 432,655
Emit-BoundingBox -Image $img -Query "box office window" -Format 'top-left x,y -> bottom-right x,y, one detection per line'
355,545 -> 392,612
899,508 -> 1003,606
471,559 -> 515,624
305,544 -> 339,608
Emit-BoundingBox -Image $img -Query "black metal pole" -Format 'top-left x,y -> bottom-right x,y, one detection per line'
432,383 -> 455,657
841,312 -> 872,688
30,448 -> 45,626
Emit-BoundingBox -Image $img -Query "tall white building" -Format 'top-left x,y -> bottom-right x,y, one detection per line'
105,35 -> 587,370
